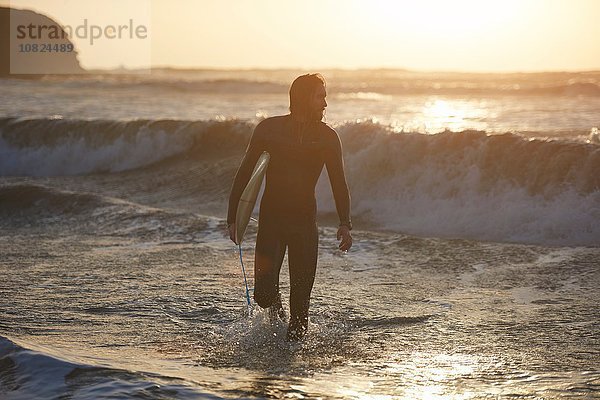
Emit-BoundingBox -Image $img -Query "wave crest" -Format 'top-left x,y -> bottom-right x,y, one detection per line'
1,117 -> 598,246
0,335 -> 206,399
317,122 -> 600,246
0,117 -> 252,176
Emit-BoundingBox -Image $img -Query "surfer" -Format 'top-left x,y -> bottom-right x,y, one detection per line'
227,73 -> 352,340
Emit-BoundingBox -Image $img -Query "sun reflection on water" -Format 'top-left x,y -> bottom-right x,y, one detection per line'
374,352 -> 482,399
400,98 -> 492,134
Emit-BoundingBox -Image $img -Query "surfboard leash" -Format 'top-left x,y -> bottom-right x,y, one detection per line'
237,243 -> 253,317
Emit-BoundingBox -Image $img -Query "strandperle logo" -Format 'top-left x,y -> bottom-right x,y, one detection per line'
9,1 -> 151,74
15,19 -> 148,45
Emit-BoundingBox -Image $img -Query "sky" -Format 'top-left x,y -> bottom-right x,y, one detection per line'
5,0 -> 600,72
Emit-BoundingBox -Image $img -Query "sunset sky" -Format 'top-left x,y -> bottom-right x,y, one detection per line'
5,0 -> 600,72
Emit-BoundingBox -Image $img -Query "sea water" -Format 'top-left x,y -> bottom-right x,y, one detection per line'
0,69 -> 599,399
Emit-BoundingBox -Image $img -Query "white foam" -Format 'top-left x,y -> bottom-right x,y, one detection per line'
0,125 -> 191,176
354,184 -> 599,246
317,127 -> 600,247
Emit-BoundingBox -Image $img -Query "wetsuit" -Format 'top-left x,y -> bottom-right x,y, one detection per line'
227,114 -> 351,336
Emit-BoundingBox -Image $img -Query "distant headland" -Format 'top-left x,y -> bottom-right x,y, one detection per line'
0,6 -> 84,76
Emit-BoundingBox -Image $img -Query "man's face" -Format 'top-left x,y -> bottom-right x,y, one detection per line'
310,84 -> 327,120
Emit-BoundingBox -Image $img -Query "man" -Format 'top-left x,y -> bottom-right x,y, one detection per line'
227,73 -> 352,340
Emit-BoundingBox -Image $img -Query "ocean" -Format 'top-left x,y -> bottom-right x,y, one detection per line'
0,69 -> 599,399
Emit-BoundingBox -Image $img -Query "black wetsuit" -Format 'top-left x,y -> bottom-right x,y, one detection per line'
227,114 -> 351,335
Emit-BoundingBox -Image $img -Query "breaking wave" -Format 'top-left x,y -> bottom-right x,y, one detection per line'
0,335 -> 208,399
1,117 -> 598,246
317,121 -> 599,246
0,117 -> 250,176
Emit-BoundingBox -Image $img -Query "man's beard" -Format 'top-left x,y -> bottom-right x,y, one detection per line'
310,108 -> 325,121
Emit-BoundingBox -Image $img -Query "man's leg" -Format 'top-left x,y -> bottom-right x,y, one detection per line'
286,221 -> 319,340
253,222 -> 286,312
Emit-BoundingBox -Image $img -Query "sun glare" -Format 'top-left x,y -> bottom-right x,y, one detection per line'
419,99 -> 489,133
6,0 -> 598,71
355,0 -> 525,45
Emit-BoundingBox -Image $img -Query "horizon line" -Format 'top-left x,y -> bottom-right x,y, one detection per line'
86,65 -> 600,75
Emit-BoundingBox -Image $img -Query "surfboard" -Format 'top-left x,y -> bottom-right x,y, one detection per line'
235,151 -> 270,244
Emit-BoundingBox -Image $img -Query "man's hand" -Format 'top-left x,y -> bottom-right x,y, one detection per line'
336,225 -> 352,251
228,223 -> 238,245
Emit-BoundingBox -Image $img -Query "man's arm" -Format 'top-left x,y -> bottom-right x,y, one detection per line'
324,127 -> 352,229
226,122 -> 266,227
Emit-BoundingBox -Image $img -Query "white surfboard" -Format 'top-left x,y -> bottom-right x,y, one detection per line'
235,151 -> 270,244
